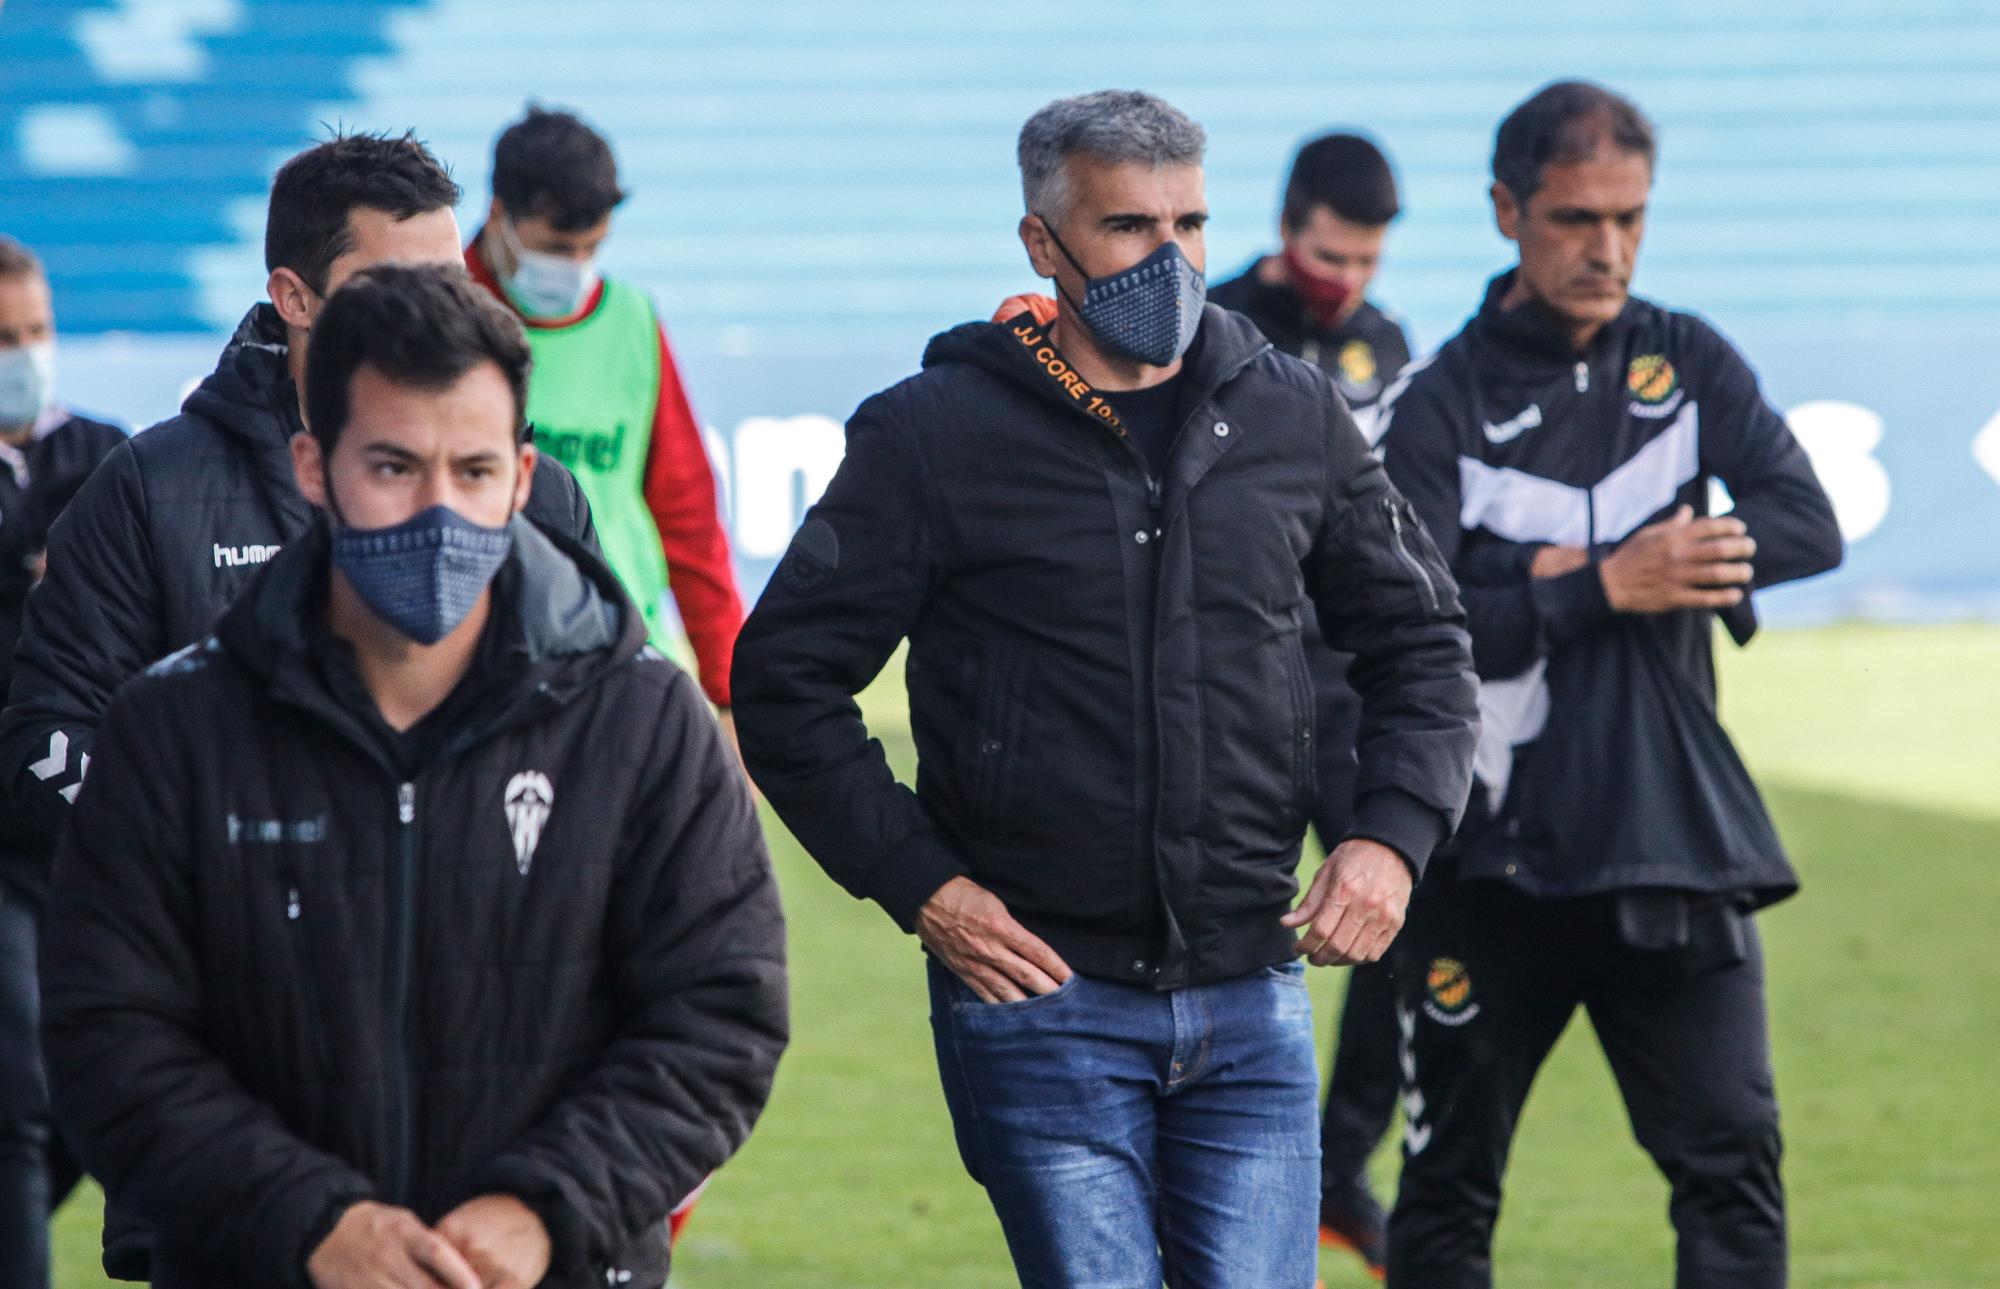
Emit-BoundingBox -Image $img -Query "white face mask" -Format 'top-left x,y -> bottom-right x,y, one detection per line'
0,340 -> 56,430
497,217 -> 599,319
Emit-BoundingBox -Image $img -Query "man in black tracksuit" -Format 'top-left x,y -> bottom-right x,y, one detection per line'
1374,83 -> 1842,1289
41,264 -> 787,1289
1210,131 -> 1416,1272
2,133 -> 596,869
736,92 -> 1478,1285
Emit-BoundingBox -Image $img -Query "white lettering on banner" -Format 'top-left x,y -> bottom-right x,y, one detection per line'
702,426 -> 734,525
1973,407 -> 2000,494
730,415 -> 845,560
1785,400 -> 1891,543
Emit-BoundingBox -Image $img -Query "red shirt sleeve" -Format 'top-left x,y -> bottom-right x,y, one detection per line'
644,324 -> 744,706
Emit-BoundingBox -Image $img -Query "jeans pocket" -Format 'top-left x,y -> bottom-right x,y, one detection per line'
950,969 -> 1082,1015
1261,959 -> 1309,989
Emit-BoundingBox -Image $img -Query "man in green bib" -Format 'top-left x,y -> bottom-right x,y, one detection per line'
467,106 -> 744,720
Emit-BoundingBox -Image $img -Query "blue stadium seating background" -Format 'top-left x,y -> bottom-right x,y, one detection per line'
3,0 -> 1998,619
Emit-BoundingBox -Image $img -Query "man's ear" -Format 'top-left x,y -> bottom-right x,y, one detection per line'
1491,182 -> 1522,244
291,430 -> 328,509
486,198 -> 512,268
1018,214 -> 1061,281
267,267 -> 320,332
513,443 -> 537,514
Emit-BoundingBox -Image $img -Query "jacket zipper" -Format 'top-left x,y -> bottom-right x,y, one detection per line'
1385,498 -> 1443,616
387,780 -> 417,1205
1574,360 -> 1589,393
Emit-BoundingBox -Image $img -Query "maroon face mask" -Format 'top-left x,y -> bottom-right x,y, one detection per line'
1281,243 -> 1355,329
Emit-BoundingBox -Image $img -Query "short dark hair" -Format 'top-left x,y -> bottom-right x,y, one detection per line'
264,131 -> 462,294
491,106 -> 626,233
1281,132 -> 1400,230
0,234 -> 44,281
1492,80 -> 1656,205
304,263 -> 531,454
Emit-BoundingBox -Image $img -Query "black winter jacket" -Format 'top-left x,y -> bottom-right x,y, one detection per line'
0,305 -> 598,872
41,520 -> 787,1289
1210,268 -> 1416,837
0,410 -> 126,732
1377,272 -> 1843,904
734,305 -> 1478,990
1209,266 -> 1412,424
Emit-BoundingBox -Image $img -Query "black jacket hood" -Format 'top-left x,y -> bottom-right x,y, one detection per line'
216,514 -> 642,757
183,303 -> 302,450
920,302 -> 1273,423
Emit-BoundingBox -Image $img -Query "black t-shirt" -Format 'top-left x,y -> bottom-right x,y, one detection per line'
1104,374 -> 1186,478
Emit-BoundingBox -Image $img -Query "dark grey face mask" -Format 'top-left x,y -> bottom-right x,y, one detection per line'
1047,227 -> 1206,367
329,503 -> 513,645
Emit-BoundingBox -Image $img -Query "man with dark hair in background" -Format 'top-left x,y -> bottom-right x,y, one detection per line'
41,263 -> 786,1289
1211,131 -> 1415,1279
0,130 -> 598,1280
1211,132 -> 1410,437
0,233 -> 126,1289
467,105 -> 744,732
1374,81 -> 1842,1288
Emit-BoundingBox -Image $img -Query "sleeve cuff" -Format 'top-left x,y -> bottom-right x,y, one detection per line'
1345,789 -> 1449,881
1530,561 -> 1615,647
861,831 -> 970,932
474,1156 -> 588,1275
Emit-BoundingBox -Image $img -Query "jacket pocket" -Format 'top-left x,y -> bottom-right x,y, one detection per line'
1283,636 -> 1318,816
275,860 -> 334,1085
1379,493 -> 1458,620
964,644 -> 1034,836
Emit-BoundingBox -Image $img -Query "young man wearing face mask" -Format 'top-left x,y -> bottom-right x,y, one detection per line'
1209,131 -> 1415,1278
734,90 -> 1479,1286
40,264 -> 788,1289
466,106 -> 744,726
0,236 -> 126,1289
0,130 -> 600,1281
1373,83 -> 1842,1289
1210,132 -> 1411,438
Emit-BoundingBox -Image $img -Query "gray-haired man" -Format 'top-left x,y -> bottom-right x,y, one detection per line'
734,90 -> 1479,1286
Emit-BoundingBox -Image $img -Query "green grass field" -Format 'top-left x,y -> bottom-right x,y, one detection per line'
51,625 -> 2000,1287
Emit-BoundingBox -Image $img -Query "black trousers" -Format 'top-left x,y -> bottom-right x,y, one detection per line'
1386,880 -> 1786,1289
0,880 -> 81,1289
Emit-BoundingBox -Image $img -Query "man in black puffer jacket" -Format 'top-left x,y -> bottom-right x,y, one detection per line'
1,131 -> 597,886
735,91 -> 1477,1284
40,265 -> 787,1289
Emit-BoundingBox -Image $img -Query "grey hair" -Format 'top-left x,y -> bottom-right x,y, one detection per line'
1017,90 -> 1206,225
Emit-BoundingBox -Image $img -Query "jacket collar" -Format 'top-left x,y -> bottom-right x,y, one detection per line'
1471,269 -> 1644,367
216,515 -> 641,760
922,302 -> 1272,431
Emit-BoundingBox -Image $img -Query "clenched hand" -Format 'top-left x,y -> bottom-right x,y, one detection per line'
307,1200 -> 480,1289
1282,838 -> 1413,966
436,1193 -> 551,1289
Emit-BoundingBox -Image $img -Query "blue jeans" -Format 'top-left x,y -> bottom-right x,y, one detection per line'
928,957 -> 1320,1288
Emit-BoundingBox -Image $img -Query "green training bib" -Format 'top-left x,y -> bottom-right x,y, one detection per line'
520,278 -> 676,651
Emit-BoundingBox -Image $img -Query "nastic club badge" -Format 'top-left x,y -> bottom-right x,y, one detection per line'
1423,956 -> 1481,1026
1627,353 -> 1679,404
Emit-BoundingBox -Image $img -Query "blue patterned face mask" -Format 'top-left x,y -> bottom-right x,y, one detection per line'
329,504 -> 513,645
1047,228 -> 1205,367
